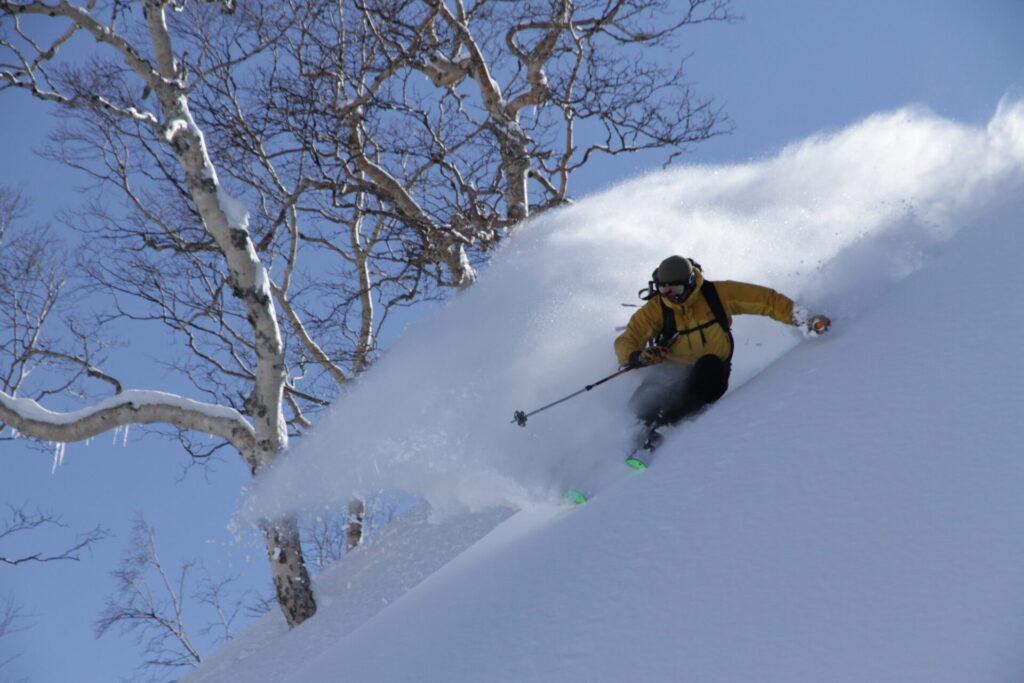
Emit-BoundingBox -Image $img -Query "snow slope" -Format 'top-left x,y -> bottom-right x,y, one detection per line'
187,99 -> 1024,682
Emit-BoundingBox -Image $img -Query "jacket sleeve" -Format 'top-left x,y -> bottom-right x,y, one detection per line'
614,301 -> 662,365
715,281 -> 796,325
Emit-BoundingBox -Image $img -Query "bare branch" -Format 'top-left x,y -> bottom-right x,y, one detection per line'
270,281 -> 351,388
0,505 -> 108,566
0,593 -> 28,672
28,350 -> 123,394
95,517 -> 212,678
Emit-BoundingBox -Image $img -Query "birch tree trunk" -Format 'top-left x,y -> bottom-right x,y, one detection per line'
130,2 -> 318,628
0,0 -> 316,626
2,0 -> 734,629
430,0 -> 550,223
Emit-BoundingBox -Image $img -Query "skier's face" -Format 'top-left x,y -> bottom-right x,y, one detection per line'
658,273 -> 695,303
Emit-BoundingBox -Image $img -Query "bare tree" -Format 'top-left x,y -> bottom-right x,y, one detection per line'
302,498 -> 369,572
346,498 -> 365,553
303,511 -> 354,573
162,0 -> 735,420
0,0 -> 318,626
0,503 -> 108,677
400,0 -> 734,220
0,504 -> 108,567
95,516 -> 259,682
302,491 -> 413,572
0,595 -> 23,639
0,187 -> 116,410
0,0 -> 732,628
0,594 -> 27,676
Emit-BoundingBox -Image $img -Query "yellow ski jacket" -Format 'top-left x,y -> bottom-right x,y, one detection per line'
614,271 -> 797,366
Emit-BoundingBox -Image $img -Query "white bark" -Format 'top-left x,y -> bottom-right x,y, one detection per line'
134,6 -> 314,625
0,390 -> 258,469
346,498 -> 364,552
346,119 -> 476,287
432,1 -> 529,222
0,0 -> 315,627
429,0 -> 568,224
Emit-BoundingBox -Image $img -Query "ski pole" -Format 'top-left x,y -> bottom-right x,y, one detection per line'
511,367 -> 635,427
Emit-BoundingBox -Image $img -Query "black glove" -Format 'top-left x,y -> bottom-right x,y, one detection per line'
625,347 -> 666,369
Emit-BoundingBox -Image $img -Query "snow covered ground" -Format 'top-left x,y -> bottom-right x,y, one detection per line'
185,99 -> 1024,682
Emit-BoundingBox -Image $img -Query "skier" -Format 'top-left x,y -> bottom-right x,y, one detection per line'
616,255 -> 829,458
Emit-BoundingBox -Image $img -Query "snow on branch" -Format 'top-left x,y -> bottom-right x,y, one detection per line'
0,390 -> 256,464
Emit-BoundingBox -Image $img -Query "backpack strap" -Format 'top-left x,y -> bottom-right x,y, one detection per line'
700,280 -> 734,362
654,299 -> 677,347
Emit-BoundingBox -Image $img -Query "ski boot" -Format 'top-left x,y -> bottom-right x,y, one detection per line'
625,427 -> 663,470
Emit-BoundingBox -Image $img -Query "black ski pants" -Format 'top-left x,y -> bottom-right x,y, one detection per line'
628,354 -> 731,428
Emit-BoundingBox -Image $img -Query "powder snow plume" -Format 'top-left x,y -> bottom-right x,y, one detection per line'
243,99 -> 1024,523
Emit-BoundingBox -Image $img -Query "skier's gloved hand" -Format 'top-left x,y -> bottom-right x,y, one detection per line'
625,351 -> 646,369
643,346 -> 669,364
626,347 -> 667,369
792,306 -> 831,337
806,314 -> 831,335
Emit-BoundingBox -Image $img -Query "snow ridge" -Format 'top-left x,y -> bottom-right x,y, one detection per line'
190,100 -> 1024,683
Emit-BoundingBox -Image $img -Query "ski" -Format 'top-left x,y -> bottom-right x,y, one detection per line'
565,428 -> 662,503
624,455 -> 648,470
565,489 -> 589,504
624,426 -> 662,470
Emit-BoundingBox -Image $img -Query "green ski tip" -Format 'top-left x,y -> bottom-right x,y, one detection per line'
625,457 -> 648,470
565,489 -> 588,504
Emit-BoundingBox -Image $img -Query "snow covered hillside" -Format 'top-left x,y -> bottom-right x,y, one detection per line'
187,100 -> 1024,682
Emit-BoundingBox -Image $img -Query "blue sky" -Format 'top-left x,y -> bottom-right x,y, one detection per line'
1,1 -> 1022,681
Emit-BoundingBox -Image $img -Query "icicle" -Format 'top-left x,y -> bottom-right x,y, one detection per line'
122,423 -> 130,447
51,442 -> 67,473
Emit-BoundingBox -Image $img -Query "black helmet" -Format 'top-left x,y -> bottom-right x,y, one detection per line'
639,256 -> 701,301
653,256 -> 697,303
655,256 -> 694,285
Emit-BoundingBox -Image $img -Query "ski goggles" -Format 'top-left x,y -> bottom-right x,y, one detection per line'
658,273 -> 696,298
